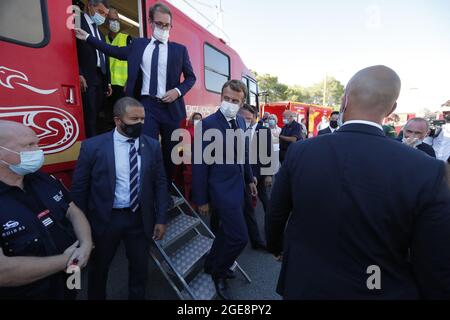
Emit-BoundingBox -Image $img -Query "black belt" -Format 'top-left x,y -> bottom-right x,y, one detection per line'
143,95 -> 165,104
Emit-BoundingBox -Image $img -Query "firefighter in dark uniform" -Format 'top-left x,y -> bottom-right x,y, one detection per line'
0,121 -> 92,300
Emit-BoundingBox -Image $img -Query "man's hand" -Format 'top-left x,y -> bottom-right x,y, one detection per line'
80,75 -> 88,93
106,84 -> 113,97
274,254 -> 283,262
198,204 -> 210,216
74,28 -> 89,41
63,241 -> 79,266
67,242 -> 92,269
265,176 -> 273,188
161,89 -> 180,104
153,224 -> 167,241
249,182 -> 258,197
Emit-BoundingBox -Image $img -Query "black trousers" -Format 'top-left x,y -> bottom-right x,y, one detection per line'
81,69 -> 105,138
88,210 -> 149,300
205,205 -> 249,280
243,186 -> 265,247
142,103 -> 179,185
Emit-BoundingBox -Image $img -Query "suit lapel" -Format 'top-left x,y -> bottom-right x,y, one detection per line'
139,138 -> 146,197
106,132 -> 116,195
166,42 -> 174,91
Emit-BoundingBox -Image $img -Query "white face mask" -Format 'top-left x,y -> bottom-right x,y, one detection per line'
109,20 -> 120,33
153,26 -> 170,43
402,137 -> 423,148
283,119 -> 289,125
245,121 -> 252,129
0,146 -> 45,176
193,120 -> 200,127
91,11 -> 106,26
220,101 -> 240,119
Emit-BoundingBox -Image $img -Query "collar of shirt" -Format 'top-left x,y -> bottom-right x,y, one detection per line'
113,128 -> 140,146
151,36 -> 168,46
342,120 -> 383,132
219,108 -> 237,124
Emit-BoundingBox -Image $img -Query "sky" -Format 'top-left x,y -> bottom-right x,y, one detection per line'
168,0 -> 450,113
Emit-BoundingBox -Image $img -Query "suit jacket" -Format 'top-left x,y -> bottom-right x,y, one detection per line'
86,35 -> 196,122
71,131 -> 168,240
317,126 -> 332,136
417,143 -> 436,158
248,123 -> 273,179
267,123 -> 450,299
192,110 -> 254,209
76,13 -> 110,87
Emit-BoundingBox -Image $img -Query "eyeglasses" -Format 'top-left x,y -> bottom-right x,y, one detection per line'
152,21 -> 172,30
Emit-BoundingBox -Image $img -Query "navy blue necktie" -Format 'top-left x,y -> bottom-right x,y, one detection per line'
149,40 -> 161,96
128,139 -> 140,213
93,24 -> 106,74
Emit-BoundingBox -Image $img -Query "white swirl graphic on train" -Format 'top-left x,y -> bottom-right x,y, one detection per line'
0,106 -> 80,155
0,66 -> 57,95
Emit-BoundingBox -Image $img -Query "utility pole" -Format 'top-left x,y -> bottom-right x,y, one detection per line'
216,0 -> 224,31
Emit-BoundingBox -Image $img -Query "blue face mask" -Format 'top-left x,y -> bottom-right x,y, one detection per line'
0,146 -> 45,176
268,119 -> 276,127
91,11 -> 106,26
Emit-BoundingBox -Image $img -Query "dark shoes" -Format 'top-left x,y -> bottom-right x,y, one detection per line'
204,267 -> 236,279
213,278 -> 233,300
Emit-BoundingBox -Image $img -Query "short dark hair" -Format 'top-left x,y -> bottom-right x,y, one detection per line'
221,80 -> 248,101
242,104 -> 257,116
113,97 -> 144,118
330,111 -> 340,117
191,112 -> 203,120
88,0 -> 109,8
149,3 -> 172,22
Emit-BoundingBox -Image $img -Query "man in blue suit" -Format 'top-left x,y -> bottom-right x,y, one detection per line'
75,2 -> 196,185
76,0 -> 112,138
192,80 -> 257,300
267,66 -> 450,300
71,97 -> 168,300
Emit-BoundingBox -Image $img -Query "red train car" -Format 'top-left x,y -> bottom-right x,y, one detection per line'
0,0 -> 258,185
262,101 -> 333,137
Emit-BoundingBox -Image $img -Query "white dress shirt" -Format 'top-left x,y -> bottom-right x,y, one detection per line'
113,129 -> 142,209
342,120 -> 384,132
84,13 -> 105,68
141,37 -> 182,98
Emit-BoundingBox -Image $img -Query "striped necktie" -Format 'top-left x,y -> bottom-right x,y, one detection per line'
128,139 -> 140,213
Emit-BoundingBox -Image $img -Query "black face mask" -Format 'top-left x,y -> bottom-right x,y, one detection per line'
121,121 -> 143,139
330,120 -> 339,129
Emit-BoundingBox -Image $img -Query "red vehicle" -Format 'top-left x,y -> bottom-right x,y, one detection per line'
262,101 -> 334,137
0,0 -> 258,186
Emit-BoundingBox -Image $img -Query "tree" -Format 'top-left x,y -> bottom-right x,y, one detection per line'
256,73 -> 288,103
304,76 -> 344,108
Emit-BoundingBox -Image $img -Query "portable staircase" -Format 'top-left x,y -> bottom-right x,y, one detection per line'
150,183 -> 251,300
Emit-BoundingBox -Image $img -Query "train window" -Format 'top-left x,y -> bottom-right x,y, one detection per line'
0,0 -> 49,47
204,43 -> 230,93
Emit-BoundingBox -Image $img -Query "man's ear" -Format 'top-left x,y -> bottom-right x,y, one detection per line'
386,102 -> 398,118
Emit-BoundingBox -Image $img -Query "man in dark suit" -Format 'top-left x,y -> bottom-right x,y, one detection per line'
400,118 -> 436,158
192,80 -> 257,300
76,0 -> 112,138
279,110 -> 301,164
71,97 -> 168,300
317,111 -> 340,136
267,65 -> 450,299
239,104 -> 273,250
75,3 -> 196,184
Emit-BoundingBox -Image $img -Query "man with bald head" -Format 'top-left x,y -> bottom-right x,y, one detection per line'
0,121 -> 92,299
267,66 -> 450,299
279,110 -> 302,164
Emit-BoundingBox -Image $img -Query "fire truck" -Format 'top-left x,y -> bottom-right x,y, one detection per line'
262,101 -> 334,137
0,0 -> 259,186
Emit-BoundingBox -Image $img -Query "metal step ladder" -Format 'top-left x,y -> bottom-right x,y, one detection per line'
150,183 -> 251,300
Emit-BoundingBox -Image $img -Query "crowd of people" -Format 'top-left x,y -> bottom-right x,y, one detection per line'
1,0 -> 450,301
